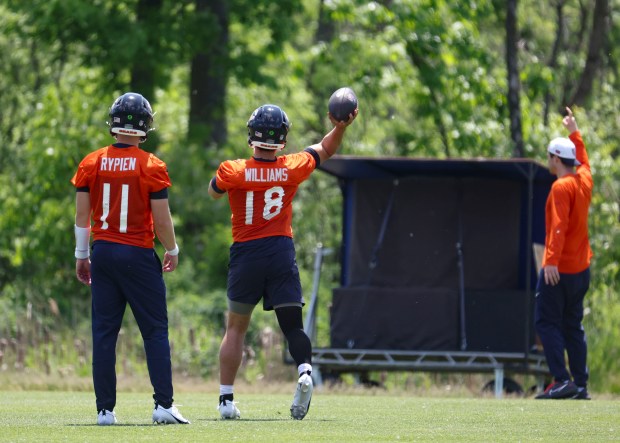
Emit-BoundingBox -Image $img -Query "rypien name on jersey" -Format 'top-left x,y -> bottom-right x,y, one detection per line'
245,167 -> 288,182
100,157 -> 137,172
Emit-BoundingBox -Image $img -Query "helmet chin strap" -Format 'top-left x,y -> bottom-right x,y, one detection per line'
250,140 -> 285,151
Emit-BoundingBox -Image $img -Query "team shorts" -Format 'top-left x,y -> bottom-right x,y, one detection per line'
227,236 -> 303,313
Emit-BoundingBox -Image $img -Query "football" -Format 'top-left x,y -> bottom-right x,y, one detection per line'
328,87 -> 358,122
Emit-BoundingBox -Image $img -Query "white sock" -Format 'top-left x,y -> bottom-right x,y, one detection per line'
220,384 -> 234,396
298,363 -> 312,376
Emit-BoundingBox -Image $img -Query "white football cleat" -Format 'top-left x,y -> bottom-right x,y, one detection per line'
152,404 -> 190,424
290,372 -> 313,420
218,399 -> 241,419
97,409 -> 117,426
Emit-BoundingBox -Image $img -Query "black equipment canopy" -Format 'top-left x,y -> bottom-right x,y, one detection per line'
318,155 -> 555,354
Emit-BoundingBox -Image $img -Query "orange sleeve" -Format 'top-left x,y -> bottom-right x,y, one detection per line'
144,154 -> 172,192
283,151 -> 316,183
569,129 -> 594,206
215,160 -> 244,191
70,164 -> 88,188
543,183 -> 572,266
71,151 -> 100,188
569,131 -> 590,171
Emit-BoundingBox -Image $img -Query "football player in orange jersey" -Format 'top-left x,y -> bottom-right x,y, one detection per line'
71,93 -> 190,425
534,107 -> 593,400
208,103 -> 358,420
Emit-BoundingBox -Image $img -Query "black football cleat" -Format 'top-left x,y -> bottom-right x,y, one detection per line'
535,380 -> 578,399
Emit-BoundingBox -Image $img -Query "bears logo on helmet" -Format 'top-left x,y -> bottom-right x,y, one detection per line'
247,104 -> 290,150
108,92 -> 154,140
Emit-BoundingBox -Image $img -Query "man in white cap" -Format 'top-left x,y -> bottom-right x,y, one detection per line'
535,107 -> 593,400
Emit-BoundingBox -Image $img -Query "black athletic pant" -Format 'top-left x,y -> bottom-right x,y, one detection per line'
535,267 -> 590,387
90,242 -> 174,411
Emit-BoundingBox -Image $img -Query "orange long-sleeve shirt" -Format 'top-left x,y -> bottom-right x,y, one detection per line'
542,131 -> 593,273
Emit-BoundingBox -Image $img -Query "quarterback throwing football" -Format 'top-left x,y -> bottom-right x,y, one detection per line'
209,102 -> 358,420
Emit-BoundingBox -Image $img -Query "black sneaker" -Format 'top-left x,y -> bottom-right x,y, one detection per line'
572,387 -> 591,400
535,380 -> 578,399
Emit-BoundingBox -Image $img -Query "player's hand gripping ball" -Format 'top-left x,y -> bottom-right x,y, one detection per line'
328,87 -> 358,122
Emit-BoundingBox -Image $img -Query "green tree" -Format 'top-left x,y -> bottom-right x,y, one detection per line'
0,0 -> 618,391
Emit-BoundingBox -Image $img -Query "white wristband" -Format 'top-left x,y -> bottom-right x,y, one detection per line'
74,225 -> 91,259
166,244 -> 179,256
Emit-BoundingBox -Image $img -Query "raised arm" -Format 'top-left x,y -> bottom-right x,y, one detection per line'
563,107 -> 590,171
311,109 -> 359,164
562,107 -> 578,133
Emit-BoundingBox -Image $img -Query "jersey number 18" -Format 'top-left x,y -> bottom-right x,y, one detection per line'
245,186 -> 284,225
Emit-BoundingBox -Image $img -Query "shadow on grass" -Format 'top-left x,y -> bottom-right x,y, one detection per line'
194,418 -> 336,422
67,424 -> 158,427
67,418 -> 335,425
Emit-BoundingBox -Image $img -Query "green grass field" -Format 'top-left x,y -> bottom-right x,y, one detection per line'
0,389 -> 618,442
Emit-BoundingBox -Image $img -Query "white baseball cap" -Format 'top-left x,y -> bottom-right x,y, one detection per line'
547,137 -> 580,166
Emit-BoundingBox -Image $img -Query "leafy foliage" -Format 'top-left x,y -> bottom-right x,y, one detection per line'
0,0 -> 618,392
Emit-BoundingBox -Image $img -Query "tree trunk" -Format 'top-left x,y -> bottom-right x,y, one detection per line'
188,0 -> 229,148
128,0 -> 163,150
130,0 -> 162,102
543,0 -> 565,126
406,41 -> 454,158
505,0 -> 524,158
570,0 -> 609,106
305,0 -> 336,133
316,0 -> 335,42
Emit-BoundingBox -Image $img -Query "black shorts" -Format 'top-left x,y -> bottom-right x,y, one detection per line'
227,236 -> 303,312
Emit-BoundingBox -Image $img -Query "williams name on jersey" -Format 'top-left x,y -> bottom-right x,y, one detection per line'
245,168 -> 289,182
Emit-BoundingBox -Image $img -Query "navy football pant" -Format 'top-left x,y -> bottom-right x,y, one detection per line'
90,242 -> 173,412
535,267 -> 590,387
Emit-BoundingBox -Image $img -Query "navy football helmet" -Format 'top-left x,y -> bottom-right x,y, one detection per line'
247,104 -> 290,150
108,92 -> 154,140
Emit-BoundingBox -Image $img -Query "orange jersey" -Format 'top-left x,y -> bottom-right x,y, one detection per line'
214,150 -> 318,242
542,131 -> 593,273
71,145 -> 171,248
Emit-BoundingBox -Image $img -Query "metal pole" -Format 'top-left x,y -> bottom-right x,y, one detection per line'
456,182 -> 467,351
494,368 -> 504,399
524,163 -> 534,364
304,243 -> 332,344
